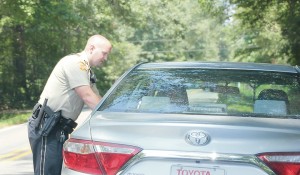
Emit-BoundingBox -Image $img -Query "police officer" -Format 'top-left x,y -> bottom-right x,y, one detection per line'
28,34 -> 112,175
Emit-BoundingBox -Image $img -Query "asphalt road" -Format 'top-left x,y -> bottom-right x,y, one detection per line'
0,108 -> 92,175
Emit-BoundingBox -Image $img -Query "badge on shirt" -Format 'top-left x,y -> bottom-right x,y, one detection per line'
79,60 -> 89,71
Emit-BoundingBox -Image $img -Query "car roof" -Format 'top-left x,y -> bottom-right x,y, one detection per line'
136,62 -> 300,74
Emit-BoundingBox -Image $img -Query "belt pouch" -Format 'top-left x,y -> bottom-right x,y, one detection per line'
60,118 -> 78,134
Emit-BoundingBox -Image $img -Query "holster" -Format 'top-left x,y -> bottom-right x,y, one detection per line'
33,99 -> 48,129
38,106 -> 62,136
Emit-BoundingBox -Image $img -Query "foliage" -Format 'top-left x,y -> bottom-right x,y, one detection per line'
229,0 -> 300,65
0,0 -> 297,110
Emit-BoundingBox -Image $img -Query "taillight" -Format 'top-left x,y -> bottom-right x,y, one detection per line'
63,138 -> 142,175
258,152 -> 300,175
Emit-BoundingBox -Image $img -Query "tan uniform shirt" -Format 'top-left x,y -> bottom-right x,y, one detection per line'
39,53 -> 95,121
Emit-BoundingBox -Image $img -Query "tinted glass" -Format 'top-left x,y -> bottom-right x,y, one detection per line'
98,69 -> 300,118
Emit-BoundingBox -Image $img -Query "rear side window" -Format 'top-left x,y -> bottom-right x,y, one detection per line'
98,69 -> 300,118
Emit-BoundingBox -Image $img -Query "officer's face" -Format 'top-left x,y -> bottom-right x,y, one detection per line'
90,44 -> 111,67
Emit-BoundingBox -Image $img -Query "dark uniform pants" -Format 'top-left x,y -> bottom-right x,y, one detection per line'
28,116 -> 67,175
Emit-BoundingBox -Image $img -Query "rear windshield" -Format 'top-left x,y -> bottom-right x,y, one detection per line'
98,69 -> 300,118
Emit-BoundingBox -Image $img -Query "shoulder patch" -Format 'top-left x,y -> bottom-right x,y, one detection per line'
79,61 -> 89,71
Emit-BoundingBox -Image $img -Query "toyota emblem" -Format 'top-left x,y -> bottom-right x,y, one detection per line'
185,130 -> 210,146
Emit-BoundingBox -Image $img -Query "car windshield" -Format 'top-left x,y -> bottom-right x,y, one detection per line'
98,68 -> 300,118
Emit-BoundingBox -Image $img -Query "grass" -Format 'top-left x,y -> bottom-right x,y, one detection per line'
0,110 -> 31,129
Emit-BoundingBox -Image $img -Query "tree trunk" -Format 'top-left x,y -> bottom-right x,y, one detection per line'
12,24 -> 28,107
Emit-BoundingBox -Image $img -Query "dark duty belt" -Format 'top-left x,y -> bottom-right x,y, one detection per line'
31,102 -> 77,135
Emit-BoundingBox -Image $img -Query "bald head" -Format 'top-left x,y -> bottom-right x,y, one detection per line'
85,35 -> 112,51
84,34 -> 112,67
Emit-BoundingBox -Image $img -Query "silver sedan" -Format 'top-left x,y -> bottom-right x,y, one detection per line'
62,62 -> 300,175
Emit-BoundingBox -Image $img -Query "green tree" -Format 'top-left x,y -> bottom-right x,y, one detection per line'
229,0 -> 300,65
106,0 -> 232,62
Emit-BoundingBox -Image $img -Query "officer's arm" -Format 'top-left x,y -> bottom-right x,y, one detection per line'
74,85 -> 101,109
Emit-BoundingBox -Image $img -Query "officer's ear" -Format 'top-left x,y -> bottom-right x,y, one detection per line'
89,45 -> 95,54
